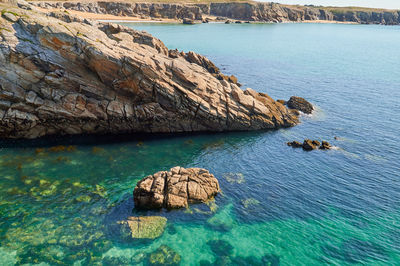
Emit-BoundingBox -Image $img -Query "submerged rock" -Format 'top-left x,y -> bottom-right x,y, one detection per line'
117,216 -> 167,240
207,239 -> 234,257
133,167 -> 220,209
147,245 -> 181,266
287,96 -> 314,114
0,2 -> 297,139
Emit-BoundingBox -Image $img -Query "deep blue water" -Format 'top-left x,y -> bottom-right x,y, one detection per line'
0,22 -> 399,265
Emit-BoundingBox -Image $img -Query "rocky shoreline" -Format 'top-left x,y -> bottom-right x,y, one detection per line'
30,1 -> 400,25
0,1 -> 299,139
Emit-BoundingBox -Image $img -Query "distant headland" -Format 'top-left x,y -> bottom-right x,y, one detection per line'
29,0 -> 400,25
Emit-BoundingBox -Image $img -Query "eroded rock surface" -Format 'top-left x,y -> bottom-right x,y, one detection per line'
287,96 -> 314,114
0,2 -> 297,139
133,167 -> 220,209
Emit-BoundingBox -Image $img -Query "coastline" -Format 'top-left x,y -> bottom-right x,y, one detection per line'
36,7 -> 365,25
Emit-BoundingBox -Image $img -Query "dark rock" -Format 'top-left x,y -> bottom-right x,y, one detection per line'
320,141 -> 332,150
183,18 -> 195,24
277,99 -> 286,105
312,140 -> 321,146
302,139 -> 318,151
262,254 -> 280,266
225,20 -> 232,24
287,96 -> 314,114
207,239 -> 234,257
235,20 -> 242,23
287,141 -> 302,148
133,167 -> 220,209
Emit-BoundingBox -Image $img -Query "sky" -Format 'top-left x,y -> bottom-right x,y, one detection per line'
258,0 -> 400,9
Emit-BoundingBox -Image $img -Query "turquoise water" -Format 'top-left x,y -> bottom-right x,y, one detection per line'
1,22 -> 400,265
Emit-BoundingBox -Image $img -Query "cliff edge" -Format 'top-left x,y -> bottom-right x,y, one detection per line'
0,1 -> 297,139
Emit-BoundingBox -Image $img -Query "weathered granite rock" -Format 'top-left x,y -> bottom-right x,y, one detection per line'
0,2 -> 298,139
287,96 -> 314,114
117,216 -> 167,240
133,167 -> 220,209
30,1 -> 400,25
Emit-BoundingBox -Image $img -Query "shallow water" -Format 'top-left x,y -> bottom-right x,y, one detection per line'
1,22 -> 400,265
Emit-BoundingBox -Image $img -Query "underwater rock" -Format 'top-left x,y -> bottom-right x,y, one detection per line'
207,239 -> 234,257
223,172 -> 245,184
240,198 -> 260,209
147,245 -> 181,266
287,96 -> 314,114
206,204 -> 235,232
117,216 -> 167,240
133,167 -> 220,210
102,256 -> 132,266
262,254 -> 280,266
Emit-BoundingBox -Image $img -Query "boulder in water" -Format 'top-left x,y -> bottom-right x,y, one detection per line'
287,96 -> 314,114
133,167 -> 220,209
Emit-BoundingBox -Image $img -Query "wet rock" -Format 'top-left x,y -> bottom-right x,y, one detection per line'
302,139 -> 319,151
235,20 -> 242,24
287,141 -> 302,148
277,99 -> 286,105
225,20 -> 232,24
287,96 -> 314,114
117,216 -> 167,240
320,141 -> 332,150
147,245 -> 181,266
133,167 -> 220,210
207,239 -> 234,257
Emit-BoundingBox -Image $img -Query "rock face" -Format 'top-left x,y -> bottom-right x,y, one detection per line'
31,1 -> 400,25
287,96 -> 314,114
118,216 -> 167,240
0,2 -> 298,139
133,167 -> 220,209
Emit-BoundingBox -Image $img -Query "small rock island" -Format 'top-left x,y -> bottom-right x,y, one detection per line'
134,166 -> 220,209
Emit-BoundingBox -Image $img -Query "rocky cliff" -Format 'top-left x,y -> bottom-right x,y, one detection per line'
30,1 -> 400,25
0,1 -> 298,139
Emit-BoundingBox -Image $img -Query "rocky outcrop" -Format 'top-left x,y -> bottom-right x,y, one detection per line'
287,96 -> 314,114
118,216 -> 167,240
320,141 -> 332,150
287,139 -> 332,150
0,2 -> 298,139
133,167 -> 220,209
30,1 -> 400,25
